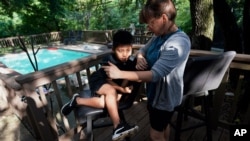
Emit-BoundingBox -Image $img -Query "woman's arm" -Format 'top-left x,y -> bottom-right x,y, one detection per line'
103,62 -> 153,82
135,38 -> 156,70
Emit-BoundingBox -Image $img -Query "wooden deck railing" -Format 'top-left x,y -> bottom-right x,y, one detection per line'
0,29 -> 151,51
0,32 -> 62,49
0,47 -> 112,140
1,44 -> 250,140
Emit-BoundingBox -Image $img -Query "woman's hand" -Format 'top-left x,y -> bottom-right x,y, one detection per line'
136,53 -> 148,70
102,62 -> 121,79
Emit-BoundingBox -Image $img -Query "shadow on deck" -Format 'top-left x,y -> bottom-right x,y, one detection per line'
86,97 -> 230,141
0,93 -> 231,141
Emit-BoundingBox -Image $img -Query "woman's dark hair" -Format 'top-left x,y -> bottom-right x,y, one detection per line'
139,0 -> 176,24
112,30 -> 133,49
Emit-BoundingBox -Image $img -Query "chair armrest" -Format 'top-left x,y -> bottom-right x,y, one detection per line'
75,90 -> 104,124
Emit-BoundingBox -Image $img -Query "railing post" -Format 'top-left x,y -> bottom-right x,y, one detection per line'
23,86 -> 58,141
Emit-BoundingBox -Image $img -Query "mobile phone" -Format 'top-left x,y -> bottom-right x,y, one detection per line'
100,62 -> 109,66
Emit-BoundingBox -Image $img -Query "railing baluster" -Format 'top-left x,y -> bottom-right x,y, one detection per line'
51,80 -> 71,131
76,71 -> 83,91
65,75 -> 73,97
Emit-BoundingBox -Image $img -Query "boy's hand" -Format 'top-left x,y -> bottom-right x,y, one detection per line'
123,85 -> 133,94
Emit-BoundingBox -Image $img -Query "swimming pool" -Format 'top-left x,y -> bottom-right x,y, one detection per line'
0,48 -> 91,74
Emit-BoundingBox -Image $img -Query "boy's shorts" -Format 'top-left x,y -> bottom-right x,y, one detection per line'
89,72 -> 107,96
147,104 -> 174,132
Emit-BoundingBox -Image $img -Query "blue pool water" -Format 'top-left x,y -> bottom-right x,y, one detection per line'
0,48 -> 91,74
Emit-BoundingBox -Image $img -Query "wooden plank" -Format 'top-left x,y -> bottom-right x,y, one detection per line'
170,112 -> 197,141
212,127 -> 226,141
25,92 -> 57,140
58,125 -> 86,141
230,62 -> 250,71
218,128 -> 230,141
187,126 -> 207,141
76,71 -> 84,90
93,101 -> 148,141
52,80 -> 71,131
124,101 -> 149,141
91,100 -> 232,141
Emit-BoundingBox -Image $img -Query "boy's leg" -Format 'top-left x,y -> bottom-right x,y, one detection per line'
96,83 -> 120,128
61,93 -> 80,116
76,95 -> 105,108
61,94 -> 106,116
61,76 -> 108,116
97,84 -> 139,141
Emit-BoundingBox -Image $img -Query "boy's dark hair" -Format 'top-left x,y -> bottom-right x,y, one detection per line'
112,30 -> 133,49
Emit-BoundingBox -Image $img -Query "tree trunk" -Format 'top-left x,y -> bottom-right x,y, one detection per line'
235,0 -> 250,122
213,0 -> 242,53
213,0 -> 242,93
190,0 -> 214,50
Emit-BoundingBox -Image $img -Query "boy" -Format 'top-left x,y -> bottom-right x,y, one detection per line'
61,30 -> 139,141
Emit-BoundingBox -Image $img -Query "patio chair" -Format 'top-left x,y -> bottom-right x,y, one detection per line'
171,51 -> 236,141
63,30 -> 83,45
75,81 -> 142,141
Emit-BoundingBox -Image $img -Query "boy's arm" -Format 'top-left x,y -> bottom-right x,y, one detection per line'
107,79 -> 132,93
120,79 -> 129,87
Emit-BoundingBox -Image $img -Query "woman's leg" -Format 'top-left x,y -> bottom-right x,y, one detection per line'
149,125 -> 171,141
147,105 -> 173,141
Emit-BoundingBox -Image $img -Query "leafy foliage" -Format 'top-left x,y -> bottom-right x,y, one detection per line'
0,0 -> 242,38
226,0 -> 244,28
173,0 -> 192,34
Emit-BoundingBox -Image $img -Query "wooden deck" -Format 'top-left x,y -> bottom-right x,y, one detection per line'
88,97 -> 230,141
0,94 -> 232,141
4,48 -> 250,141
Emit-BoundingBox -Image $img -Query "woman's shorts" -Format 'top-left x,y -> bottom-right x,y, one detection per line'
147,104 -> 174,132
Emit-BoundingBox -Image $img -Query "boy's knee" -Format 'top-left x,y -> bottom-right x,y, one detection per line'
104,84 -> 116,94
98,84 -> 116,95
97,95 -> 105,107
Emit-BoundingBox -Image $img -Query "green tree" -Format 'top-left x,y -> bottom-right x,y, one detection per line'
174,0 -> 192,34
